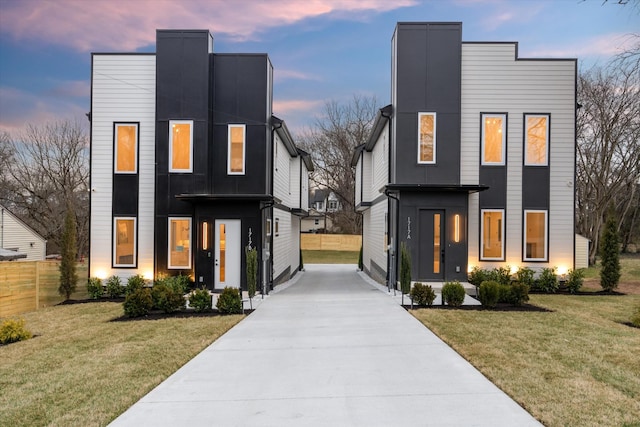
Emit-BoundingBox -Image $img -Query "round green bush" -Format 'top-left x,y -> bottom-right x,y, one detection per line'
467,266 -> 487,287
105,275 -> 124,298
189,287 -> 212,313
152,284 -> 185,313
441,281 -> 466,307
123,288 -> 153,318
216,287 -> 242,314
534,267 -> 558,293
87,277 -> 103,299
478,280 -> 500,308
507,282 -> 530,306
126,274 -> 146,296
0,317 -> 32,345
566,268 -> 585,294
410,282 -> 436,306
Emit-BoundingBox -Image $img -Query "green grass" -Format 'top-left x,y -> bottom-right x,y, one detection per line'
0,303 -> 243,426
583,254 -> 640,281
302,250 -> 359,264
411,293 -> 640,426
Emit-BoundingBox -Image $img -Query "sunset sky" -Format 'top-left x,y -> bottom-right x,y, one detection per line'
0,0 -> 637,135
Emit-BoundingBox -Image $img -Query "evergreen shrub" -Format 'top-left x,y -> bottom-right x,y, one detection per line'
0,318 -> 32,345
123,288 -> 153,318
216,287 -> 243,314
410,282 -> 436,306
442,281 -> 466,307
87,277 -> 103,299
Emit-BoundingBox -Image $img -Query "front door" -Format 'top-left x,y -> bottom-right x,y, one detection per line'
418,210 -> 444,280
196,217 -> 214,288
215,219 -> 241,290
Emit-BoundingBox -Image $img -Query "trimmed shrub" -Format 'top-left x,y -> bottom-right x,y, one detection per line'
105,275 -> 124,298
0,318 -> 32,345
566,268 -> 585,294
152,284 -> 185,313
400,242 -> 411,296
467,266 -> 488,287
410,282 -> 436,306
189,287 -> 212,313
507,282 -> 530,306
126,274 -> 146,296
442,281 -> 466,307
515,267 -> 535,289
123,288 -> 153,318
600,214 -> 621,292
155,274 -> 190,295
87,277 -> 103,299
216,287 -> 243,314
534,267 -> 559,293
631,306 -> 640,328
478,280 -> 501,308
488,267 -> 511,286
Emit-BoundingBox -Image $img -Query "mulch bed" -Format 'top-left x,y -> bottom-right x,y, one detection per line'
530,289 -> 626,296
403,303 -> 552,312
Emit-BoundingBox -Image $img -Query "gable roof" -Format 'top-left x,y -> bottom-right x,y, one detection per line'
0,204 -> 46,244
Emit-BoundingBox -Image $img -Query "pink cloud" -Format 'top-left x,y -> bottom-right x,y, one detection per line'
0,0 -> 417,52
526,33 -> 639,59
273,99 -> 324,116
275,69 -> 323,82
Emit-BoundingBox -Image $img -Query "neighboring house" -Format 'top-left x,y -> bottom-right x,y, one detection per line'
354,22 -> 576,286
0,204 -> 46,261
89,29 -> 311,291
304,189 -> 341,233
301,208 -> 333,233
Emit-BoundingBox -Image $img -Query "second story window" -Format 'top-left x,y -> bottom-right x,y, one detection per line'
114,123 -> 138,173
418,112 -> 436,164
481,114 -> 506,165
228,124 -> 246,175
328,200 -> 338,211
524,114 -> 549,166
169,120 -> 193,173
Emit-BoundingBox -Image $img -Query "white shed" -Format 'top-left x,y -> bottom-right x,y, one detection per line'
0,205 -> 47,261
575,234 -> 590,270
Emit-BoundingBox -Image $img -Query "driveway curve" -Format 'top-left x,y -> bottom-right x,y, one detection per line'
110,264 -> 541,426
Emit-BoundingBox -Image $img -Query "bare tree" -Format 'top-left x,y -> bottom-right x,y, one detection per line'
2,120 -> 89,256
298,95 -> 378,234
576,39 -> 640,263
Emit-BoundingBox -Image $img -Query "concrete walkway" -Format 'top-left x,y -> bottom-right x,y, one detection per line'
109,264 -> 541,426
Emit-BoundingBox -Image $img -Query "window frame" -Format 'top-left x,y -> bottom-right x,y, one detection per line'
480,113 -> 506,166
417,112 -> 437,164
227,124 -> 246,175
524,114 -> 550,166
114,122 -> 139,174
168,217 -> 192,269
112,216 -> 137,268
480,209 -> 505,261
169,120 -> 193,173
523,209 -> 548,262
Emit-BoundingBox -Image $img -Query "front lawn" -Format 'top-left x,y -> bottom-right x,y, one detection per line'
302,249 -> 359,264
412,292 -> 640,426
0,303 -> 243,426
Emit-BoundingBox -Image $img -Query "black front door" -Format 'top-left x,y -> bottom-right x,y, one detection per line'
196,216 -> 215,289
418,209 -> 445,280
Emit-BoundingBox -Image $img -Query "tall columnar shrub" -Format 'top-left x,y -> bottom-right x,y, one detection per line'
400,242 -> 412,304
442,281 -> 466,307
58,208 -> 78,300
245,246 -> 258,309
600,214 -> 621,292
87,277 -> 104,299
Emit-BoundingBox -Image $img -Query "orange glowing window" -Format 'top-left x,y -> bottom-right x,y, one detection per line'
525,115 -> 549,166
228,124 -> 245,174
482,114 -> 505,165
524,210 -> 547,261
115,124 -> 138,173
113,217 -> 136,267
481,209 -> 504,260
169,217 -> 191,269
418,112 -> 436,164
169,120 -> 193,172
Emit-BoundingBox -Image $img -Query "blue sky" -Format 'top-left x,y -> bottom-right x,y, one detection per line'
0,0 -> 637,134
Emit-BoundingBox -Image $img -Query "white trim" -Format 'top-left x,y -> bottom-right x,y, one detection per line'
227,124 -> 246,175
480,209 -> 505,261
417,112 -> 437,164
480,114 -> 506,166
524,114 -> 549,166
114,123 -> 138,174
266,218 -> 272,237
169,120 -> 193,173
168,217 -> 192,269
113,217 -> 137,268
523,209 -> 548,261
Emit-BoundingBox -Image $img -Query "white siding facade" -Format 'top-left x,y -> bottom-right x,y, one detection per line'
90,54 -> 156,281
0,206 -> 46,261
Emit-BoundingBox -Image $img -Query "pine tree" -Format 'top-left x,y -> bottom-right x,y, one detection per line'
599,214 -> 621,292
59,208 -> 78,300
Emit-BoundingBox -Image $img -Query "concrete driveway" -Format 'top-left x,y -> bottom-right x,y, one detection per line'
109,264 -> 541,426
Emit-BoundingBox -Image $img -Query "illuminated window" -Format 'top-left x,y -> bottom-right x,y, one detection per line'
114,123 -> 138,173
481,114 -> 506,165
202,221 -> 209,251
525,115 -> 549,166
113,217 -> 136,267
168,217 -> 191,269
524,210 -> 548,261
228,124 -> 245,174
169,120 -> 193,172
481,209 -> 504,260
418,112 -> 436,164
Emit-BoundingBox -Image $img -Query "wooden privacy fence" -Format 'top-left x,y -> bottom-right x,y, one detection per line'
0,261 -> 88,317
301,234 -> 362,252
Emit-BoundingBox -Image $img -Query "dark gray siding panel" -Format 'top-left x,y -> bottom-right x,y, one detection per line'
112,175 -> 138,215
523,167 -> 550,209
479,167 -> 506,208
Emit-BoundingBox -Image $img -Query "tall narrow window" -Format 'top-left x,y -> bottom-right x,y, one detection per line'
524,210 -> 548,261
169,120 -> 193,172
219,223 -> 226,282
114,123 -> 138,173
202,221 -> 209,251
228,124 -> 246,174
525,114 -> 549,166
433,213 -> 441,274
481,209 -> 504,260
113,217 -> 136,267
418,112 -> 436,164
168,217 -> 192,269
481,114 -> 506,165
